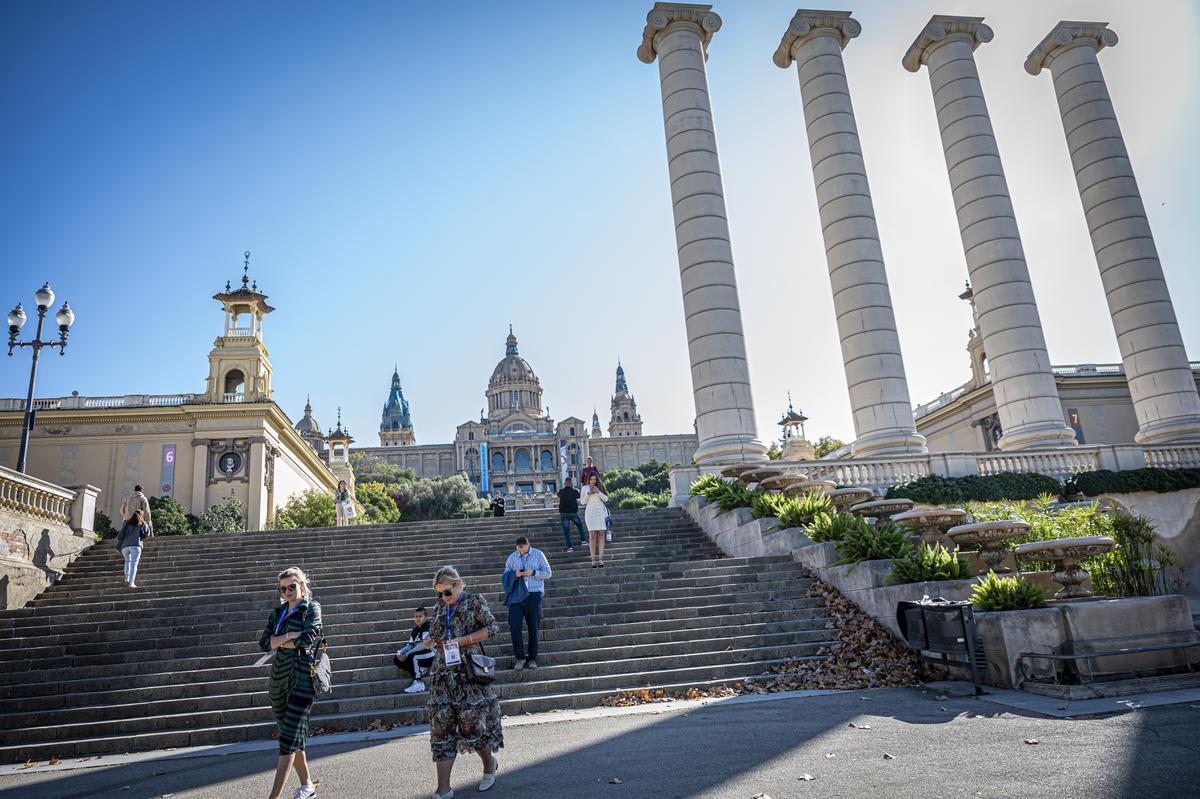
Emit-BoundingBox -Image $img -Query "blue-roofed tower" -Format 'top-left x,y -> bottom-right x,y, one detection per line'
379,367 -> 415,446
608,360 -> 643,437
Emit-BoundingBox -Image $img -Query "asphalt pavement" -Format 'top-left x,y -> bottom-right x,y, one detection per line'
2,687 -> 1198,799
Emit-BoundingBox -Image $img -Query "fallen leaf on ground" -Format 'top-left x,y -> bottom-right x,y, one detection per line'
752,794 -> 773,798
22,760 -> 33,769
1024,739 -> 1040,745
48,756 -> 60,765
847,722 -> 872,730
609,777 -> 624,784
799,774 -> 815,781
824,752 -> 836,759
883,753 -> 895,760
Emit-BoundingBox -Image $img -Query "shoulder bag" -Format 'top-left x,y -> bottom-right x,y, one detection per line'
459,595 -> 497,686
304,604 -> 333,693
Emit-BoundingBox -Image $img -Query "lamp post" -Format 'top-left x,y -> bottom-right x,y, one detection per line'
7,282 -> 75,473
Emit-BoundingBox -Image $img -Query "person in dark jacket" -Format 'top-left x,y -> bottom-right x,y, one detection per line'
394,606 -> 435,694
259,567 -> 322,799
557,478 -> 586,552
489,491 -> 505,517
116,510 -> 151,588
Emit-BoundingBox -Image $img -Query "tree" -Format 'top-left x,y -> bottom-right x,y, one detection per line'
402,475 -> 476,521
273,490 -> 335,530
633,460 -> 671,493
349,452 -> 415,485
766,442 -> 782,461
149,495 -> 196,536
814,435 -> 845,458
94,511 -> 117,540
198,495 -> 246,534
605,468 -> 645,493
356,481 -> 401,524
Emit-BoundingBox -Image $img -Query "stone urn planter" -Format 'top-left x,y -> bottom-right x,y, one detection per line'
739,466 -> 783,486
849,498 -> 914,527
828,486 -> 873,511
720,464 -> 758,480
893,508 -> 968,548
1013,536 -> 1117,600
759,473 -> 810,493
947,520 -> 1030,572
783,479 -> 836,497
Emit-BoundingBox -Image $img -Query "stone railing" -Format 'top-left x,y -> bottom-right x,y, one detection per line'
0,466 -> 75,525
669,442 -> 1200,504
0,393 -> 200,412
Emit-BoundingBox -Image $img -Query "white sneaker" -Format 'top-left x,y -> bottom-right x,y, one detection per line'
404,680 -> 426,694
129,582 -> 137,589
479,757 -> 498,791
433,791 -> 454,799
512,661 -> 525,671
290,784 -> 316,799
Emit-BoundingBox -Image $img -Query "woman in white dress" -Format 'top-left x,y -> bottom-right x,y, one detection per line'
582,473 -> 609,568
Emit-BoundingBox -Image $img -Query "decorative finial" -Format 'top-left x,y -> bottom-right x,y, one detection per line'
242,251 -> 251,287
787,391 -> 794,412
225,280 -> 231,292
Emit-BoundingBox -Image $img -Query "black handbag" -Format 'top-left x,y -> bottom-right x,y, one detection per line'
304,604 -> 333,693
462,642 -> 496,686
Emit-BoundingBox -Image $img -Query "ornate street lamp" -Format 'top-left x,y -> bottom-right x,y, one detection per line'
7,282 -> 75,473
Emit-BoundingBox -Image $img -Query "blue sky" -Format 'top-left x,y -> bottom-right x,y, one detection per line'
2,0 -> 1197,449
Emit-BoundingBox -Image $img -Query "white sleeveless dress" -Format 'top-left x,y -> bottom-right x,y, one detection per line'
583,489 -> 609,531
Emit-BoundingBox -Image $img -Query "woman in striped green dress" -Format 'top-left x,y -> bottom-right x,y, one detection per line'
258,567 -> 323,799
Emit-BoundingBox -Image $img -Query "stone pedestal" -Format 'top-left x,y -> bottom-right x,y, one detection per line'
637,3 -> 768,465
1026,22 -> 1200,445
904,16 -> 1077,451
773,11 -> 926,458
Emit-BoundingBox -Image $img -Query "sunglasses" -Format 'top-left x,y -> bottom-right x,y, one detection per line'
279,583 -> 299,594
436,588 -> 456,598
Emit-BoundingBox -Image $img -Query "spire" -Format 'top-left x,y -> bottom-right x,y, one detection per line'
304,394 -> 313,415
614,361 -> 629,393
242,250 -> 251,288
505,325 -> 518,356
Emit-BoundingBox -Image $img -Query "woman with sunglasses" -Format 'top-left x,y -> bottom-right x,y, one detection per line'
258,567 -> 323,799
422,566 -> 503,798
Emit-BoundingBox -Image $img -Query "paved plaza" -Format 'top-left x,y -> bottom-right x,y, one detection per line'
3,688 -> 1198,799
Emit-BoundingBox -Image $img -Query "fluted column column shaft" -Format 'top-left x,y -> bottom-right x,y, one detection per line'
1027,23 -> 1200,444
775,12 -> 926,457
638,5 -> 767,464
905,19 -> 1077,450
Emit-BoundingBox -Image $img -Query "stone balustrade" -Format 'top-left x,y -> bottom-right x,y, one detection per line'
0,466 -> 76,525
670,442 -> 1200,504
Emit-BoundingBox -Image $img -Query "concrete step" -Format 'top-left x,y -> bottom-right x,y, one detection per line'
0,508 -> 833,763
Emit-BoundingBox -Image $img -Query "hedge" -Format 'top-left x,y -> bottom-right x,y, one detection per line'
885,467 -> 1200,504
1064,468 -> 1200,497
885,473 -> 1061,505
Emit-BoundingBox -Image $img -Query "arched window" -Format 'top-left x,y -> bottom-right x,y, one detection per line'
223,369 -> 245,396
492,451 -> 506,473
540,450 -> 553,470
468,431 -> 475,441
624,412 -> 629,421
569,427 -> 575,436
515,449 -> 532,472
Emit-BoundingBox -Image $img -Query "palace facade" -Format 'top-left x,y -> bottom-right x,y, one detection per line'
350,329 -> 699,495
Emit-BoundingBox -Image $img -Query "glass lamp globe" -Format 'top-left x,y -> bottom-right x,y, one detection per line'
7,304 -> 26,330
35,283 -> 55,309
55,302 -> 75,329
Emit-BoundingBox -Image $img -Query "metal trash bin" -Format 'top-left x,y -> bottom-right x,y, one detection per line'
897,598 -> 984,693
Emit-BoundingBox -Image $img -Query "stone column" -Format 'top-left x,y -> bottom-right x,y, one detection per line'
637,3 -> 767,465
773,11 -> 926,457
904,16 -> 1077,451
1026,22 -> 1200,444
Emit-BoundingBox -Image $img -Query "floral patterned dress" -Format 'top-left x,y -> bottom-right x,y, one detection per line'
426,592 -> 504,761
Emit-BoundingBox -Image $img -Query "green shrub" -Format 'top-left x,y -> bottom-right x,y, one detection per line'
690,473 -> 724,497
833,521 -> 912,565
605,468 -> 646,493
887,473 -> 1063,504
969,571 -> 1049,611
355,481 -> 401,524
148,495 -> 197,536
198,495 -> 246,534
751,491 -> 785,520
804,511 -> 866,543
94,510 -> 117,540
776,491 -> 835,529
633,460 -> 671,494
1086,513 -> 1186,597
273,489 -> 336,530
1064,468 -> 1200,497
886,543 -> 972,585
608,487 -> 670,510
964,494 -> 1115,570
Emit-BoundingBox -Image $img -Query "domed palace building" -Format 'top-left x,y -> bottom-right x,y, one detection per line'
352,328 -> 699,496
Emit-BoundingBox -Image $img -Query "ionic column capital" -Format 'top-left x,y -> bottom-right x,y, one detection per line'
902,15 -> 993,73
1025,21 -> 1118,75
637,2 -> 722,65
773,9 -> 860,68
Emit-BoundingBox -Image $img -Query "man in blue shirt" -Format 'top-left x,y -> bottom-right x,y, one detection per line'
504,536 -> 551,670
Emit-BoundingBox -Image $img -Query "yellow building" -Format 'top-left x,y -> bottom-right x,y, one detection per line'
0,256 -> 337,529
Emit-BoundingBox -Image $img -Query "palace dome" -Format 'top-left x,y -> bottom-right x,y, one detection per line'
489,329 -> 540,388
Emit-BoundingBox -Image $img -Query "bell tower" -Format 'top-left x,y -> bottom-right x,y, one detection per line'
204,251 -> 274,403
